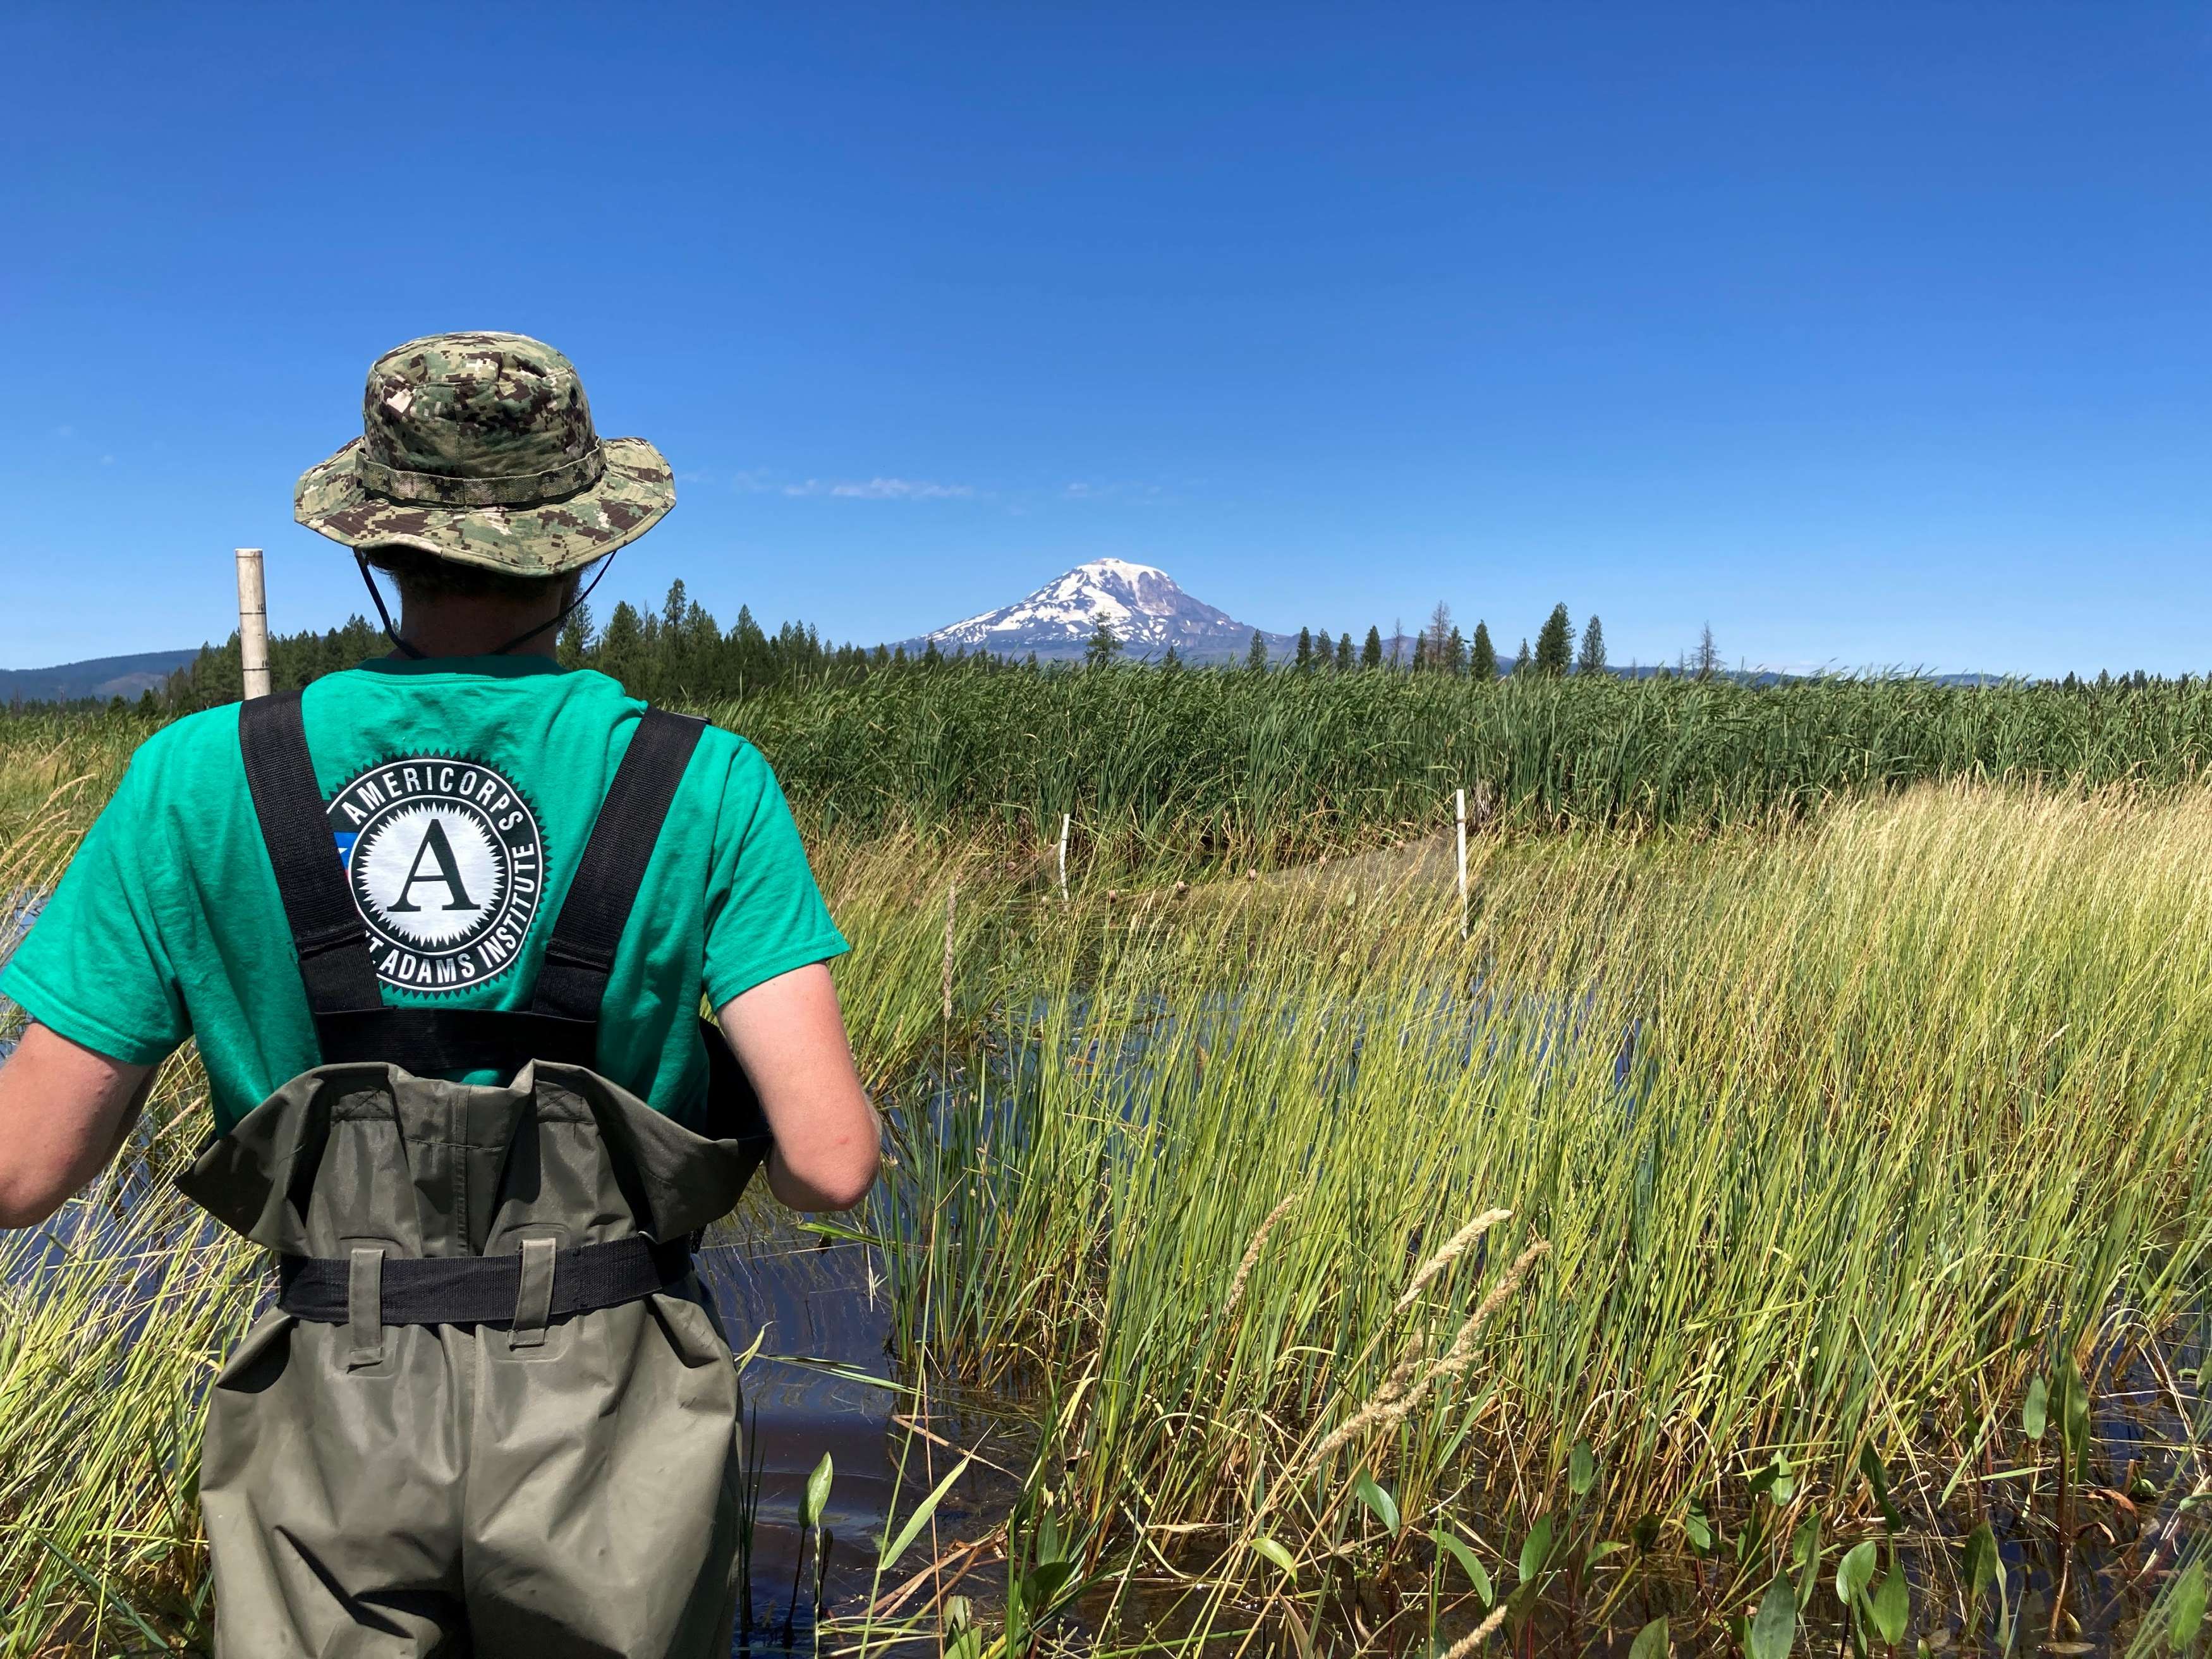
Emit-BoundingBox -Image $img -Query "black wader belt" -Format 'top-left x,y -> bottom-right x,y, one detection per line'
277,1234 -> 695,1327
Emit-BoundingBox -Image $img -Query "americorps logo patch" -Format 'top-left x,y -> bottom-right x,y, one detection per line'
327,757 -> 545,992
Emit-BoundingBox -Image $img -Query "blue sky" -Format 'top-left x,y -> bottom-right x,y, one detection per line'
4,3 -> 2206,676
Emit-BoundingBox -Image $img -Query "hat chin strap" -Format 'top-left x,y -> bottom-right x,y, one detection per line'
356,554 -> 425,659
355,551 -> 618,662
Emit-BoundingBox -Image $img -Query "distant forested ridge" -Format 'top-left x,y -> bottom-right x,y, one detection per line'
1,651 -> 197,707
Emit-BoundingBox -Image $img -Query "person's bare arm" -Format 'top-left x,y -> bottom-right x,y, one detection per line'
716,962 -> 879,1212
0,1024 -> 155,1229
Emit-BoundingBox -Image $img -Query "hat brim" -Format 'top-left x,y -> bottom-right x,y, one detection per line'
295,435 -> 674,577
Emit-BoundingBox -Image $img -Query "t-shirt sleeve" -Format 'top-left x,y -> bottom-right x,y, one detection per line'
700,742 -> 849,1009
0,744 -> 190,1066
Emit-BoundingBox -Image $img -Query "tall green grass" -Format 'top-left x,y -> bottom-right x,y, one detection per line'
708,666 -> 2212,863
882,784 -> 2212,1648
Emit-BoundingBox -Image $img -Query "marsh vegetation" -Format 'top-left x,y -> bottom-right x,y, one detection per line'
6,674 -> 2212,1655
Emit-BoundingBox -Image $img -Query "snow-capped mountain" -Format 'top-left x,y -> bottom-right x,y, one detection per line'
915,559 -> 1295,662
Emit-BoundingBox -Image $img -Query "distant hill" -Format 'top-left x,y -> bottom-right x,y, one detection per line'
911,559 -> 1299,663
0,650 -> 197,705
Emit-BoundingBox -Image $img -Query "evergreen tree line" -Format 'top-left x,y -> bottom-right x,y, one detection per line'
1253,601 -> 1612,680
14,578 -> 2203,715
154,583 -> 1643,708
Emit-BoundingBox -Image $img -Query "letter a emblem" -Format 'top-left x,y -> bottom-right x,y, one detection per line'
386,818 -> 481,913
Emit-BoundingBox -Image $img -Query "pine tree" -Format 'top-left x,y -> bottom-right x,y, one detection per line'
1447,626 -> 1467,675
1470,622 -> 1497,681
1694,624 -> 1719,681
1512,638 -> 1531,676
1361,626 -> 1383,670
600,600 -> 643,691
1413,634 -> 1429,671
1577,614 -> 1607,676
921,638 -> 943,668
1162,644 -> 1181,672
1296,626 -> 1313,670
1534,604 -> 1573,677
1247,631 -> 1268,672
1086,620 -> 1122,667
1426,601 -> 1454,669
556,600 -> 597,669
1336,632 -> 1355,672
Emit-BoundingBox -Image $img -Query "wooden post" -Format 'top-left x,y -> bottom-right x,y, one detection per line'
1455,787 -> 1469,940
1058,813 -> 1071,902
234,548 -> 271,700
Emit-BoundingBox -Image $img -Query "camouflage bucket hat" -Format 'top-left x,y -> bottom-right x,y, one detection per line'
295,331 -> 674,577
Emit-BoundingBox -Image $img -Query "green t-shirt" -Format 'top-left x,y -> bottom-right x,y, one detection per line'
0,657 -> 847,1135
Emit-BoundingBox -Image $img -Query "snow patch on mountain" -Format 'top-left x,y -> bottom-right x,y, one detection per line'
920,559 -> 1291,661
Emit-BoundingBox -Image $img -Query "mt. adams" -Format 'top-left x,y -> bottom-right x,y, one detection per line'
917,560 -> 1296,663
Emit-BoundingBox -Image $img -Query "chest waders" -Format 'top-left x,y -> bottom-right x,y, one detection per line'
177,691 -> 771,1658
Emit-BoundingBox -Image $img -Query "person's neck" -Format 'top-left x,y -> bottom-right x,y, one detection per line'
390,596 -> 564,660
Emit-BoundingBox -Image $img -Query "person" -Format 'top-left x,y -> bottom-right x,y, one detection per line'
0,331 -> 880,1656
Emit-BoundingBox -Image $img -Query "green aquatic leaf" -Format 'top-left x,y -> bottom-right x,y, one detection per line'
1746,1572 -> 1797,1659
1430,1528 -> 1493,1605
1792,1512 -> 1822,1609
2022,1374 -> 2048,1442
1569,1438 -> 1596,1497
802,1451 -> 834,1532
1250,1534 -> 1298,1577
1023,1556 -> 1077,1619
1747,1452 -> 1794,1505
1517,1512 -> 1554,1586
2170,1559 -> 2207,1652
1859,1443 -> 1902,1532
2058,1354 -> 2092,1476
1871,1566 -> 1909,1646
1685,1500 -> 1715,1554
1627,1617 -> 1670,1659
1837,1539 -> 1879,1610
1353,1469 -> 1401,1536
1962,1521 -> 1998,1601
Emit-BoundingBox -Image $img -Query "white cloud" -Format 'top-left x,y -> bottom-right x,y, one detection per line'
781,477 -> 978,501
1062,480 -> 1166,502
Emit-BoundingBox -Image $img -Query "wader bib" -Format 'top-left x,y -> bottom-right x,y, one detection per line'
177,692 -> 771,1657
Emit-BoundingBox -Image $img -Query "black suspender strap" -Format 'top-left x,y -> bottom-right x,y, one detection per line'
238,697 -> 733,1105
531,709 -> 707,1023
240,690 -> 384,1014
